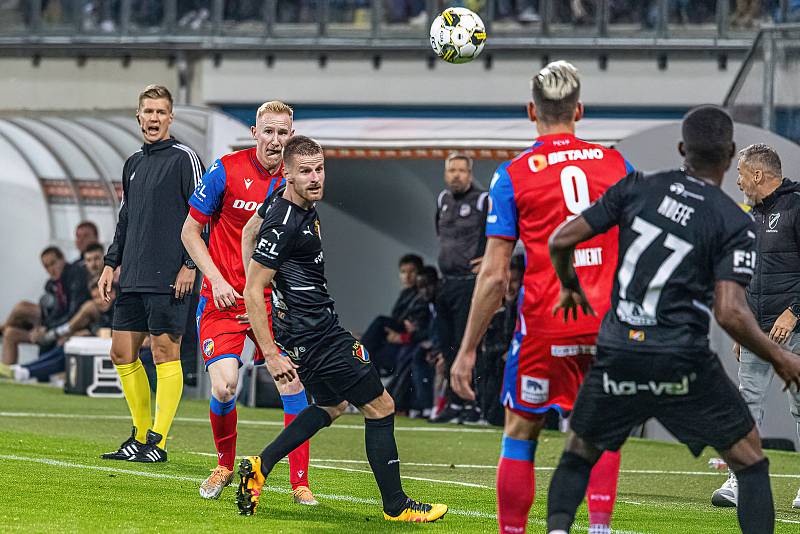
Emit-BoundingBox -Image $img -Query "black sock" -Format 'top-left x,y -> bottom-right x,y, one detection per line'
365,414 -> 408,515
259,405 -> 331,478
547,451 -> 594,532
735,458 -> 774,534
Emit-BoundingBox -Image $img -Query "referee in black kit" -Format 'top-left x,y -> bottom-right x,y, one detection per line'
98,85 -> 204,463
430,153 -> 489,424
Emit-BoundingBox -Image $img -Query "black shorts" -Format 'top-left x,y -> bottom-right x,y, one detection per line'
291,325 -> 384,408
570,346 -> 755,457
112,291 -> 189,336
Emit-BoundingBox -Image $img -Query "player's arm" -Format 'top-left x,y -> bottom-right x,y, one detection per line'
715,280 -> 800,390
549,216 -> 599,321
244,260 -> 297,383
451,164 -> 517,401
451,237 -> 515,401
181,213 -> 241,309
241,211 -> 264,269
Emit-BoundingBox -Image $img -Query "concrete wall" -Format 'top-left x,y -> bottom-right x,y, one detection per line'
0,54 -> 741,111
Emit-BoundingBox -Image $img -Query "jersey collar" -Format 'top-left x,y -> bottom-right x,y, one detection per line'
248,148 -> 284,180
533,133 -> 578,147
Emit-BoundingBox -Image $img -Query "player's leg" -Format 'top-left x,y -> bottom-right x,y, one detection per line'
272,374 -> 315,503
430,282 -> 462,423
358,386 -> 447,522
237,383 -> 341,516
201,356 -> 240,499
718,428 -> 774,534
547,431 -> 605,534
711,343 -> 773,506
498,408 -> 544,534
1,326 -> 32,365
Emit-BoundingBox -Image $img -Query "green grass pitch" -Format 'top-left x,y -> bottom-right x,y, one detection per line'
0,382 -> 798,533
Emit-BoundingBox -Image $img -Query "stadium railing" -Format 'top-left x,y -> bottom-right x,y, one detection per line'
1,0 -> 792,53
725,22 -> 800,143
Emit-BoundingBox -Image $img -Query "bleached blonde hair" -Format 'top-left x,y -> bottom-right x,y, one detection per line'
531,61 -> 581,124
256,100 -> 294,121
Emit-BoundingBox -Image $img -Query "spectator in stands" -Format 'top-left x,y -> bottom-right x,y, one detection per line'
361,253 -> 424,374
733,0 -> 761,27
74,220 -> 100,262
83,242 -> 106,278
1,246 -> 90,365
479,255 -> 524,426
430,152 -> 489,424
0,275 -> 116,384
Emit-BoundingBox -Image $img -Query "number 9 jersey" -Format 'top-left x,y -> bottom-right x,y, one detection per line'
488,133 -> 633,338
487,133 -> 632,414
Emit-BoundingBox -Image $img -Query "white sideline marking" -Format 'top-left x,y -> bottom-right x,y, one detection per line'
0,453 -> 644,532
778,519 -> 800,524
0,412 -> 500,434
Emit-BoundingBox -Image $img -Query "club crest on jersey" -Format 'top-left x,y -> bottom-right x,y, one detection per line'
202,338 -> 215,357
459,204 -> 471,217
314,219 -> 321,238
768,212 -> 780,232
352,342 -> 370,364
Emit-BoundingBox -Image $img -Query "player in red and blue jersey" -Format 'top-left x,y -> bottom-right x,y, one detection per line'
181,101 -> 315,505
450,62 -> 633,534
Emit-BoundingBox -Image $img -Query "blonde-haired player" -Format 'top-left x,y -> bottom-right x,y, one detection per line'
182,101 -> 316,504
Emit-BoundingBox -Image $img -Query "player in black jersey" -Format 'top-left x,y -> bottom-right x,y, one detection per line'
236,135 -> 447,523
544,106 -> 800,534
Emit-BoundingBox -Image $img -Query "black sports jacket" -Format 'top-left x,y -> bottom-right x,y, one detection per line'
746,178 -> 800,332
104,138 -> 204,293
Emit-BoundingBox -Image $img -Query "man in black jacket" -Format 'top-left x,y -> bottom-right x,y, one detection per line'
712,143 -> 800,509
430,153 -> 489,424
98,84 -> 204,464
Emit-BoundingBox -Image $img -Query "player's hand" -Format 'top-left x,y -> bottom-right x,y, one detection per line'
470,256 -> 483,274
211,277 -> 243,309
403,319 -> 417,333
732,342 -> 741,362
385,327 -> 403,344
173,266 -> 195,300
769,309 -> 797,345
98,266 -> 115,302
451,349 -> 477,401
773,349 -> 800,392
552,286 -> 595,323
265,353 -> 299,383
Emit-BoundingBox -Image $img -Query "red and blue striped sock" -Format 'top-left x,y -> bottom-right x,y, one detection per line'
497,434 -> 536,533
209,395 -> 237,471
281,391 -> 310,489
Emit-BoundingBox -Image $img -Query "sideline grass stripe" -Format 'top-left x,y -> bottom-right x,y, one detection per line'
0,411 -> 500,433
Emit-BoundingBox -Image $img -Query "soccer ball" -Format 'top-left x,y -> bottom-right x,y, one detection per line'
429,7 -> 487,64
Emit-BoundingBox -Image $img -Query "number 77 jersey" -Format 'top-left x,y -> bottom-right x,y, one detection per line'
487,133 -> 634,338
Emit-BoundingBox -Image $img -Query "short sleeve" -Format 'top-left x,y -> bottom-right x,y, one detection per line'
189,159 -> 226,216
486,163 -> 518,240
251,202 -> 297,270
582,171 -> 637,234
714,213 -> 757,286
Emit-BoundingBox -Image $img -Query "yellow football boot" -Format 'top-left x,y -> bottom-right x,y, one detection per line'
236,456 -> 265,515
383,498 -> 448,523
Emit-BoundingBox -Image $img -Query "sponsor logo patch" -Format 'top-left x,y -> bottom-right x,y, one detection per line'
202,338 -> 215,357
629,330 -> 646,342
520,375 -> 549,404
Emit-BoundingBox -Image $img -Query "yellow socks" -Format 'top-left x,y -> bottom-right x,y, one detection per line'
115,360 -> 152,443
152,360 -> 183,449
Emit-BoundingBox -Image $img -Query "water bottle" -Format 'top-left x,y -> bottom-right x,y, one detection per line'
708,458 -> 728,471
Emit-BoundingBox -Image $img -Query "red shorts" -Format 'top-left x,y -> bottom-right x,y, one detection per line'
501,331 -> 597,416
196,296 -> 272,369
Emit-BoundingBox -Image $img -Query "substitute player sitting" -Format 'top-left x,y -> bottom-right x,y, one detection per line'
450,61 -> 632,534
237,135 -> 447,522
181,101 -> 315,504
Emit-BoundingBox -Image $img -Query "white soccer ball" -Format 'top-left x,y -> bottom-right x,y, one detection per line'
429,7 -> 487,64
